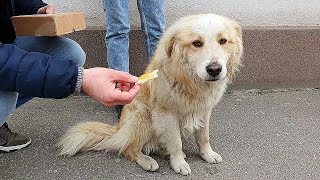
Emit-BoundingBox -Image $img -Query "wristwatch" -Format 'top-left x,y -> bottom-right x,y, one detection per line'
74,67 -> 84,95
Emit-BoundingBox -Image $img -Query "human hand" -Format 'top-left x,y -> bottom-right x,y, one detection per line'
81,68 -> 141,107
37,4 -> 55,14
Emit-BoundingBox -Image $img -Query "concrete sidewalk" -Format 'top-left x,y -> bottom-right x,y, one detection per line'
1,88 -> 320,179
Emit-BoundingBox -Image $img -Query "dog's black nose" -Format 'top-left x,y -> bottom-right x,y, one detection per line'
206,63 -> 222,77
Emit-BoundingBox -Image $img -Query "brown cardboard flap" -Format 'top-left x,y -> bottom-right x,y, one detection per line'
11,12 -> 86,36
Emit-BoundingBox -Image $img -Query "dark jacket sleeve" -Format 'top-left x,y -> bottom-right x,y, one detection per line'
0,43 -> 78,98
14,0 -> 47,15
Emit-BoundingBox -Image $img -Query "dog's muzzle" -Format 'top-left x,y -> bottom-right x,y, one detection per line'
206,63 -> 222,81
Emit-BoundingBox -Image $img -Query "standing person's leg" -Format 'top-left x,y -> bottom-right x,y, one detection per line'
13,36 -> 86,108
104,0 -> 130,72
104,0 -> 130,118
137,0 -> 166,61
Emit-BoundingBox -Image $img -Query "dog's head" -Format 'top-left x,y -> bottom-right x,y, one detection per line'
158,14 -> 243,83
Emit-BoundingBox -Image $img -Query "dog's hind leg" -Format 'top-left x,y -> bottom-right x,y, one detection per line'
152,111 -> 191,176
136,152 -> 159,171
195,112 -> 222,164
120,114 -> 159,172
122,143 -> 159,171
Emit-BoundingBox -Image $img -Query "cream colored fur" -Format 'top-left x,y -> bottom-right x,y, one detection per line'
57,13 -> 243,176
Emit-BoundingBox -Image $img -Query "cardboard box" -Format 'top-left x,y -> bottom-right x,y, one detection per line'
11,12 -> 86,36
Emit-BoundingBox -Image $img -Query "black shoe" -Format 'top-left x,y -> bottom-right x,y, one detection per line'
0,123 -> 31,152
115,105 -> 124,119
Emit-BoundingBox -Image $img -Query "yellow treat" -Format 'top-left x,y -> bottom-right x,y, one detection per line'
136,69 -> 159,85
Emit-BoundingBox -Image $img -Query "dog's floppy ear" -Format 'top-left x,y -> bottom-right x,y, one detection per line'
227,44 -> 243,81
233,21 -> 242,40
165,34 -> 176,58
227,22 -> 243,81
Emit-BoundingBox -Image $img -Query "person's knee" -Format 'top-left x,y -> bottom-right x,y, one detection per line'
62,38 -> 86,67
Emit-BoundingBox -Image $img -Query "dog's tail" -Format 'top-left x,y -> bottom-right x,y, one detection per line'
57,121 -> 132,156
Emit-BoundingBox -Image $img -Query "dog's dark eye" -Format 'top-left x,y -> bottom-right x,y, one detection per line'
219,38 -> 227,45
192,40 -> 203,47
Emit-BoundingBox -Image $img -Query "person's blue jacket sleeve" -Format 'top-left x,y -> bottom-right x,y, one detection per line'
0,43 -> 78,98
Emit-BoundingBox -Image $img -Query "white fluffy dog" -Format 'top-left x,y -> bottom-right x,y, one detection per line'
57,13 -> 243,176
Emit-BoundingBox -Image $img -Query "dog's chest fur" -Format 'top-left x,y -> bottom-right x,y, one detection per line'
181,84 -> 226,138
156,78 -> 227,139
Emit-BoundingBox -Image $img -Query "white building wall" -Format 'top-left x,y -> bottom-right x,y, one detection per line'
46,0 -> 320,28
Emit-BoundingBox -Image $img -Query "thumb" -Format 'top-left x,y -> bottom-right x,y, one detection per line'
109,70 -> 139,83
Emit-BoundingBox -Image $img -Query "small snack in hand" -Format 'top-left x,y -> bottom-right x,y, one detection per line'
136,69 -> 159,85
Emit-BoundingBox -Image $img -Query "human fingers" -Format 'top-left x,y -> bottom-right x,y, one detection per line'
45,5 -> 55,14
37,5 -> 55,14
112,84 -> 141,103
128,84 -> 141,96
118,82 -> 132,92
108,89 -> 133,105
108,70 -> 138,83
115,81 -> 131,90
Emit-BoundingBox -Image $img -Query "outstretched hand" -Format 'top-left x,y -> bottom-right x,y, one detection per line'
81,68 -> 141,106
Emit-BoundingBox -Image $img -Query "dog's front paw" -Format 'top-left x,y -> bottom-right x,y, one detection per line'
170,155 -> 191,175
200,150 -> 222,164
